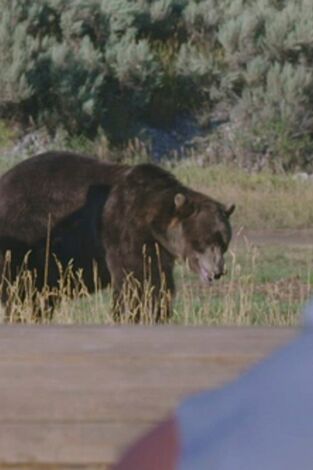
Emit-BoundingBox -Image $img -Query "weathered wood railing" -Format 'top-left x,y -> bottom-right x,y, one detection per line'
0,326 -> 297,469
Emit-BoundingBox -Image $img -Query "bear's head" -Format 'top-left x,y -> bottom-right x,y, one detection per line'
153,191 -> 235,284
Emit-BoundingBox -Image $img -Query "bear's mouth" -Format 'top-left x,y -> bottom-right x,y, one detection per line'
187,257 -> 215,285
199,266 -> 215,284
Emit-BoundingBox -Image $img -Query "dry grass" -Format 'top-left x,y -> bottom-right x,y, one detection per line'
1,239 -> 311,326
173,163 -> 313,229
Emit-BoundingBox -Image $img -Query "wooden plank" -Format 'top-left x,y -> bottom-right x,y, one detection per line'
0,326 -> 297,468
0,325 -> 295,357
0,467 -> 106,470
0,422 -> 151,466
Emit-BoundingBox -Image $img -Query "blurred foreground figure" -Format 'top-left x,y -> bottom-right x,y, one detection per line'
114,301 -> 313,470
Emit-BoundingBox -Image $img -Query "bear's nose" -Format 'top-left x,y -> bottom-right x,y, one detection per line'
214,266 -> 227,280
214,272 -> 223,280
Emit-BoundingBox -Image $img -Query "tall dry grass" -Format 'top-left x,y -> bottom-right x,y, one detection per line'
0,240 -> 309,326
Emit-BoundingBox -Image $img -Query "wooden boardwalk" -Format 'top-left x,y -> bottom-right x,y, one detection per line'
0,326 -> 297,469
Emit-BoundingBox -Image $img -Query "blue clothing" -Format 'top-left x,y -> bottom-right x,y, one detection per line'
177,302 -> 313,470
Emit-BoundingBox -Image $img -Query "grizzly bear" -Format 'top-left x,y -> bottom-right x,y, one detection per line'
0,151 -> 235,321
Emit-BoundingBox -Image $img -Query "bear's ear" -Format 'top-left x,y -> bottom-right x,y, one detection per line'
174,193 -> 195,218
225,204 -> 235,218
174,193 -> 186,210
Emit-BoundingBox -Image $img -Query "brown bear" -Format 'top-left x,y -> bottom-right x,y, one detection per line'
0,151 -> 235,321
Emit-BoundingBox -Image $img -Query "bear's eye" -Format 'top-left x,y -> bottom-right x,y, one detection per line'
191,240 -> 205,253
212,232 -> 227,252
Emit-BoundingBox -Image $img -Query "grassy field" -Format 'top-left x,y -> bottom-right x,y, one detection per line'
3,227 -> 313,326
40,241 -> 311,327
173,163 -> 313,230
1,228 -> 312,327
0,149 -> 313,326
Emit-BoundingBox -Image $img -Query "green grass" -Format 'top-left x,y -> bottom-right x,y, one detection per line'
169,242 -> 312,326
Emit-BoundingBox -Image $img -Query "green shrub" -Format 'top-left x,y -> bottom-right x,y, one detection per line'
1,0 -> 313,169
0,0 -> 208,141
0,120 -> 15,149
218,0 -> 313,170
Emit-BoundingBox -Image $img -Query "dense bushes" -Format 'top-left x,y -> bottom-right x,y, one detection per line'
0,0 -> 209,142
1,0 -> 313,169
218,0 -> 313,170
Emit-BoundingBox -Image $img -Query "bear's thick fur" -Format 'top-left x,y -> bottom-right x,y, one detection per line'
0,151 -> 234,321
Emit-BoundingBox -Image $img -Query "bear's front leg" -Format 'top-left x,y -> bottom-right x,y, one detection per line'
111,275 -> 174,323
107,244 -> 175,323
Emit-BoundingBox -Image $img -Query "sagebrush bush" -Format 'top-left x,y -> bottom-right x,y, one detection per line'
1,0 -> 313,169
0,120 -> 16,149
218,0 -> 313,170
0,0 -> 208,141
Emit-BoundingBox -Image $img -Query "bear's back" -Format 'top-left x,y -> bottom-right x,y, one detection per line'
0,151 -> 122,244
